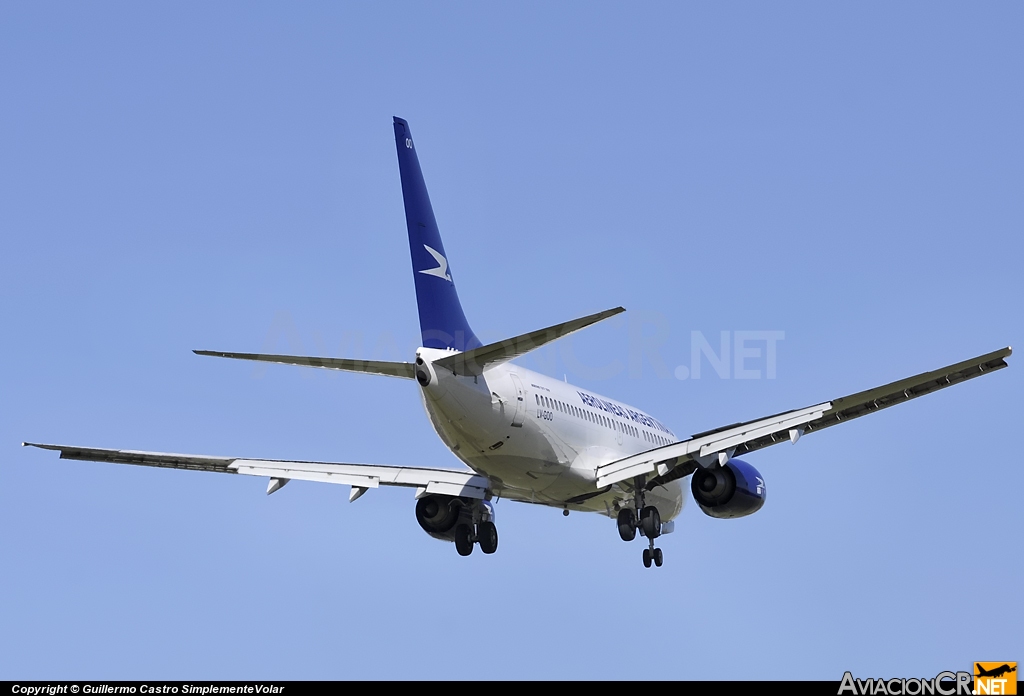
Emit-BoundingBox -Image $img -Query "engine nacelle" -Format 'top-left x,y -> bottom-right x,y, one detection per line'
415,495 -> 493,542
690,458 -> 765,519
415,494 -> 463,541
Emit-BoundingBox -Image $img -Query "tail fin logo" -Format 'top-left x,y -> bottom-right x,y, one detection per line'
419,245 -> 452,282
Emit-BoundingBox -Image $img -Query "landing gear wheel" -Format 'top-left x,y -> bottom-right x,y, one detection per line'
478,521 -> 498,554
617,508 -> 637,542
640,506 -> 662,539
642,548 -> 653,568
454,524 -> 474,556
653,547 -> 663,567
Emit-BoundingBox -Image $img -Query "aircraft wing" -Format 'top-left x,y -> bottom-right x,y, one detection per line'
22,442 -> 490,499
597,346 -> 1011,490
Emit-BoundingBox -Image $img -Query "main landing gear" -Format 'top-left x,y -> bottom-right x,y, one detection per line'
415,495 -> 498,558
616,476 -> 664,568
454,519 -> 498,557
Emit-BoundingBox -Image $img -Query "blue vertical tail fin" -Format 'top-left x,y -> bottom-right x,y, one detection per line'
393,117 -> 481,352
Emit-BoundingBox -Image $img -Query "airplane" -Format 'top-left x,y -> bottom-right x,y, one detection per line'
24,117 -> 1012,568
976,665 -> 1016,679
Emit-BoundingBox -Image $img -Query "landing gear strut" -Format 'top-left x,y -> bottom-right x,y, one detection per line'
453,501 -> 498,557
617,475 -> 664,568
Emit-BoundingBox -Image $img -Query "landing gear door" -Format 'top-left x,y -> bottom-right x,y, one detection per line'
509,374 -> 526,428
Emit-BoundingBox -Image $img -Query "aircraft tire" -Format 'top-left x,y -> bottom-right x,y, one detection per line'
455,524 -> 474,556
642,548 -> 652,568
640,506 -> 661,539
616,508 -> 636,542
478,521 -> 498,554
653,548 -> 663,567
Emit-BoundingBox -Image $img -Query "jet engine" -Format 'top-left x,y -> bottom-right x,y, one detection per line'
690,458 -> 766,519
415,494 -> 465,541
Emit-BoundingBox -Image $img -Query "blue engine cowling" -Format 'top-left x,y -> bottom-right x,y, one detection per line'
690,458 -> 766,519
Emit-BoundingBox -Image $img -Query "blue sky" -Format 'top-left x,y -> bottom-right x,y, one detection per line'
2,2 -> 1021,680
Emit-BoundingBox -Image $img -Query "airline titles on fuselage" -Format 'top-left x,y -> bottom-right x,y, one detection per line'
531,383 -> 675,444
577,390 -> 674,436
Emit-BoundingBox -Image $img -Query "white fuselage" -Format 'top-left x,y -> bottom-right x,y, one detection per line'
416,348 -> 685,521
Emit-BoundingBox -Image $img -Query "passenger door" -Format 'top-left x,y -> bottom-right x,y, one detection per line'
509,373 -> 526,428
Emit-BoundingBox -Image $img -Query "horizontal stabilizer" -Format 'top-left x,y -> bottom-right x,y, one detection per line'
434,307 -> 625,376
193,350 -> 415,379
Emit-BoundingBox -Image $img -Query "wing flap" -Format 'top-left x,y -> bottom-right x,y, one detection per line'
595,402 -> 830,487
230,458 -> 489,497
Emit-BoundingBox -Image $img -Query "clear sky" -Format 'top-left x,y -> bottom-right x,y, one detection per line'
2,1 -> 1021,680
